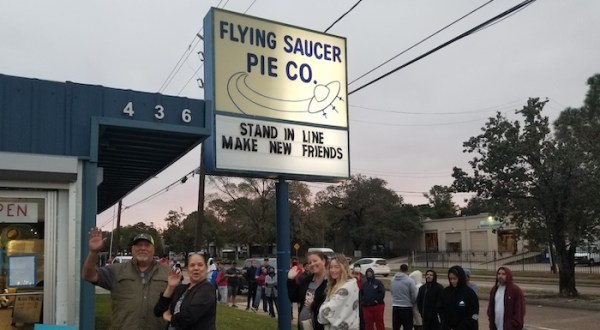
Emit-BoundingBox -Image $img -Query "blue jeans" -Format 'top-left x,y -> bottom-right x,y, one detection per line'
253,287 -> 268,312
252,287 -> 262,309
218,286 -> 228,304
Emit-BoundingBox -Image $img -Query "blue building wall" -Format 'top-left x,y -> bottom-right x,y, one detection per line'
0,74 -> 206,157
0,73 -> 208,328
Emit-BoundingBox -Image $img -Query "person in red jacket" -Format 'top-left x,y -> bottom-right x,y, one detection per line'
215,263 -> 229,304
487,266 -> 525,330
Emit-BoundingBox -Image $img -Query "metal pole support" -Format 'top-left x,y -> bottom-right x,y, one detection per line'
276,179 -> 291,330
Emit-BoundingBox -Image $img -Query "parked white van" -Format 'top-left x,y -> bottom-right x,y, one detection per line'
575,244 -> 600,266
307,247 -> 336,259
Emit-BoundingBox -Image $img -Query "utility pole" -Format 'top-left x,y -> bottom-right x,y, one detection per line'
195,144 -> 206,254
115,199 -> 122,255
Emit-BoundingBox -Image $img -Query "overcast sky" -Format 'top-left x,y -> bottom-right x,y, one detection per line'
1,0 -> 598,230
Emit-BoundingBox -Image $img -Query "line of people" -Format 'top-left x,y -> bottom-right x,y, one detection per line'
81,228 -> 525,330
394,264 -> 525,330
287,259 -> 524,330
245,258 -> 278,317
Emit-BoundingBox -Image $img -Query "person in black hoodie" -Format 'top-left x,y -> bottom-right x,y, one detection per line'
244,259 -> 258,310
438,265 -> 478,330
417,269 -> 444,330
360,268 -> 386,330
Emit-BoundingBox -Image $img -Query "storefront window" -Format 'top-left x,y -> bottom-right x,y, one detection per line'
0,197 -> 45,328
425,232 -> 439,252
446,232 -> 462,252
498,230 -> 517,253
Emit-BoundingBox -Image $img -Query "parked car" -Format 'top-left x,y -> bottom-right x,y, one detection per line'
307,247 -> 336,259
354,257 -> 390,277
111,256 -> 133,264
575,245 -> 600,266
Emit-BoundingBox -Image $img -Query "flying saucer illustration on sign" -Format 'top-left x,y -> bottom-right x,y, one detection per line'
226,72 -> 344,119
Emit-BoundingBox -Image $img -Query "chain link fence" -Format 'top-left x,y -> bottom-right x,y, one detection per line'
402,250 -> 600,274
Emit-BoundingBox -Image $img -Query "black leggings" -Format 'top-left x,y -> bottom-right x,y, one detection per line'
246,283 -> 257,308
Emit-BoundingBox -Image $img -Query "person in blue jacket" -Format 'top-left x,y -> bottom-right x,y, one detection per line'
360,268 -> 386,330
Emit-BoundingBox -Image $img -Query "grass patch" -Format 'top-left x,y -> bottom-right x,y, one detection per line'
95,294 -> 111,330
214,305 -> 297,329
95,295 -> 297,330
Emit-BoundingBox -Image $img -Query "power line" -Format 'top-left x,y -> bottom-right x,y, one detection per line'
547,97 -> 568,109
174,0 -> 259,95
351,116 -> 489,127
472,0 -> 535,34
157,0 -> 231,94
157,33 -> 203,94
352,167 -> 452,175
122,167 -> 200,211
177,64 -> 204,96
348,0 -> 537,96
350,98 -> 526,115
324,0 -> 363,33
99,204 -> 118,229
243,0 -> 257,14
214,0 -> 225,8
353,171 -> 452,179
99,215 -> 115,229
348,0 -> 494,86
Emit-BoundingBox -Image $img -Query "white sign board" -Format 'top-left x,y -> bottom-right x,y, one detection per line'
0,202 -> 38,223
479,220 -> 502,228
204,8 -> 349,179
8,255 -> 37,287
216,115 -> 348,177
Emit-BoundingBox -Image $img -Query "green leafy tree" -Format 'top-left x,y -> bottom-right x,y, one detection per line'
459,197 -> 495,216
207,177 -> 276,255
116,222 -> 163,255
423,185 -> 457,219
452,81 -> 600,296
191,209 -> 226,254
162,209 -> 194,254
288,181 -> 318,250
314,174 -> 422,255
159,209 -> 223,257
554,74 -> 600,163
206,178 -> 316,255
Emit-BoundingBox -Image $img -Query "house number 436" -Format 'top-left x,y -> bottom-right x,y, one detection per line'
122,101 -> 192,123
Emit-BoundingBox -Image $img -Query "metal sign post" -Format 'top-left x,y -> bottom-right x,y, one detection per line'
276,179 -> 291,330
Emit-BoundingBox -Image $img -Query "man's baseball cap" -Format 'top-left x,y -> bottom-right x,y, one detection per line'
132,233 -> 154,246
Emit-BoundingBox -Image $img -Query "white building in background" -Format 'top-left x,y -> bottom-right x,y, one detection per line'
420,213 -> 525,253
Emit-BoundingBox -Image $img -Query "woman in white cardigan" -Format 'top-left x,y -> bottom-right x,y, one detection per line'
318,255 -> 360,330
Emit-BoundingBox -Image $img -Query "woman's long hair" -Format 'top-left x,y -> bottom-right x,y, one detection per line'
325,254 -> 353,300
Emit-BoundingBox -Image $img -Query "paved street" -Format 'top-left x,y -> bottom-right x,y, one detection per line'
474,278 -> 600,295
380,268 -> 600,329
377,290 -> 600,330
522,303 -> 600,330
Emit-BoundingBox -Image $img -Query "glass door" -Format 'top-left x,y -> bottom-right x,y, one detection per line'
0,191 -> 49,329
